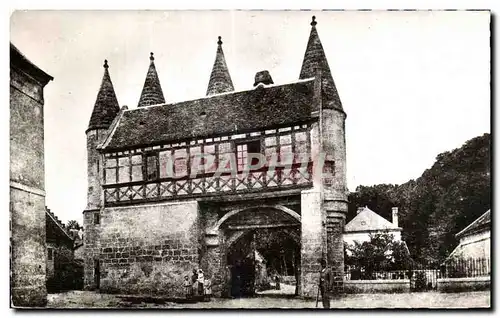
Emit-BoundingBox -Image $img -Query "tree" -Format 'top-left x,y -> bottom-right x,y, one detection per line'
347,133 -> 491,264
345,233 -> 412,279
66,220 -> 81,230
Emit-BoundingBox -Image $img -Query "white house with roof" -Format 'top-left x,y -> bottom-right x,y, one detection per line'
344,206 -> 402,246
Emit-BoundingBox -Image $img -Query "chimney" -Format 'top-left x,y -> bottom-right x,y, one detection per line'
392,207 -> 399,227
356,207 -> 364,214
253,70 -> 274,87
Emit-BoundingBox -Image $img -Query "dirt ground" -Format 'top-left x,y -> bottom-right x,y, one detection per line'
47,289 -> 491,309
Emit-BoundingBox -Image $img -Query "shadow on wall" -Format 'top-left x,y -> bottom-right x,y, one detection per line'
47,260 -> 84,293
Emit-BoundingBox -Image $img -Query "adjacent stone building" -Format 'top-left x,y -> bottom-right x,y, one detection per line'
10,43 -> 53,307
83,16 -> 348,298
46,207 -> 83,292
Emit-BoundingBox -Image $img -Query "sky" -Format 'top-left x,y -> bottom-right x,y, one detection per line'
9,10 -> 490,225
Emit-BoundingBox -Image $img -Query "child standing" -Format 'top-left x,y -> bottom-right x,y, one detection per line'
204,278 -> 212,301
184,275 -> 193,299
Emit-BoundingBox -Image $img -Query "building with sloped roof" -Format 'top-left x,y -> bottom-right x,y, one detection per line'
83,16 -> 348,298
45,207 -> 83,292
344,207 -> 403,246
447,209 -> 490,260
10,43 -> 53,307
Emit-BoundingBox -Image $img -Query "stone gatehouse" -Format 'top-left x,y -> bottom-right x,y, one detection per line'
83,16 -> 348,298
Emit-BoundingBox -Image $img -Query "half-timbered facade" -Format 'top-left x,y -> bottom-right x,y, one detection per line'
83,16 -> 348,298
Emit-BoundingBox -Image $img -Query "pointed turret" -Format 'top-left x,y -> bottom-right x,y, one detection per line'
87,59 -> 120,132
299,16 -> 343,111
206,36 -> 234,96
138,52 -> 165,107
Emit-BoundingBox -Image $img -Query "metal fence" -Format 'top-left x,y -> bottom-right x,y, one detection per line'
441,257 -> 490,278
344,257 -> 490,291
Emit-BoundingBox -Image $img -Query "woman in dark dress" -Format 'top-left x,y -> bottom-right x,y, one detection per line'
191,269 -> 198,299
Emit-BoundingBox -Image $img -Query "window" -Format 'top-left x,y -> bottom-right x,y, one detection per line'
279,134 -> 293,164
94,212 -> 100,225
247,140 -> 261,167
47,248 -> 53,261
146,154 -> 158,180
105,158 -> 117,184
236,140 -> 261,171
294,131 -> 308,163
159,150 -> 172,178
173,149 -> 188,178
204,144 -> 217,173
264,137 -> 278,166
236,144 -> 247,171
131,155 -> 143,182
218,142 -> 233,171
190,146 -> 202,174
105,156 -> 138,184
118,156 -> 131,183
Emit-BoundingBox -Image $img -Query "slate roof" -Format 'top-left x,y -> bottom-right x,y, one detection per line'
102,78 -> 315,151
206,37 -> 234,96
10,43 -> 53,86
456,209 -> 491,239
138,53 -> 166,107
299,16 -> 343,112
345,207 -> 401,233
45,207 -> 73,242
87,60 -> 120,131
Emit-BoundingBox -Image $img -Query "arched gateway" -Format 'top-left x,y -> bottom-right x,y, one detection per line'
82,16 -> 348,299
203,205 -> 302,297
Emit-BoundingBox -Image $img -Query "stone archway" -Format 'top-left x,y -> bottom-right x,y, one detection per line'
207,204 -> 301,235
204,205 -> 302,298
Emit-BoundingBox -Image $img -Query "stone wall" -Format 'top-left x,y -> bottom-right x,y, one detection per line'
83,209 -> 101,290
10,58 -> 51,307
327,217 -> 345,294
10,189 -> 47,306
95,201 -> 201,296
46,241 -> 78,292
83,127 -> 107,290
300,189 -> 324,298
200,205 -> 226,297
344,279 -> 411,294
437,276 -> 490,293
85,129 -> 106,211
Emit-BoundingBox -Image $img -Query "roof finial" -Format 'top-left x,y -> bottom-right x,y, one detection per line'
103,59 -> 109,69
217,36 -> 222,45
150,52 -> 154,61
311,16 -> 317,27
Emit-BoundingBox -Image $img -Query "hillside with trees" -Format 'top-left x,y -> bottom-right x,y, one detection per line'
347,133 -> 491,264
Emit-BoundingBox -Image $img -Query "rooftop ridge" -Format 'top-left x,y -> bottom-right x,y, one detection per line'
125,77 -> 316,112
45,206 -> 73,240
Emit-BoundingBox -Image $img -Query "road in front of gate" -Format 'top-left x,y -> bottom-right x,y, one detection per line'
47,290 -> 490,309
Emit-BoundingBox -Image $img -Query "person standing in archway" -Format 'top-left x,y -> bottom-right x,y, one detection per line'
318,258 -> 333,309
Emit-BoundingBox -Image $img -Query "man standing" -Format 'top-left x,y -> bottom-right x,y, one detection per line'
318,258 -> 333,309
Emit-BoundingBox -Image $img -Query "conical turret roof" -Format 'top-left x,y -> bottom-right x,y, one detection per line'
87,59 -> 120,131
206,36 -> 234,96
299,16 -> 343,111
138,52 -> 166,107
